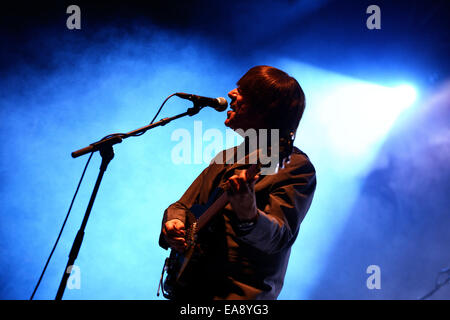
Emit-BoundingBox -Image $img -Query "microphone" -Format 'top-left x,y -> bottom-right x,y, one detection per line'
175,92 -> 228,112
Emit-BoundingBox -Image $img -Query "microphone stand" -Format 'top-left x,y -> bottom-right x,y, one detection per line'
55,103 -> 202,300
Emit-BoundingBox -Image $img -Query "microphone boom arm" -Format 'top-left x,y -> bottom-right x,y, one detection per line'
71,103 -> 202,158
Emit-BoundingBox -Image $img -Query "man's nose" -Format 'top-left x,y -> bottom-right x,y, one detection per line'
228,88 -> 238,99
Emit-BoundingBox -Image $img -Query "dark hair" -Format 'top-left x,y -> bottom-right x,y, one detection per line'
237,65 -> 305,137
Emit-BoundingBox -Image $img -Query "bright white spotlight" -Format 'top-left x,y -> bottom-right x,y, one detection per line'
392,84 -> 418,109
277,59 -> 423,299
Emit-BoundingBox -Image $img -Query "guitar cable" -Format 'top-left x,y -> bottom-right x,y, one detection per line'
29,93 -> 177,300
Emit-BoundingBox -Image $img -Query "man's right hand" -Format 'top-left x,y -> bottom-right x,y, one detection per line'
162,219 -> 187,253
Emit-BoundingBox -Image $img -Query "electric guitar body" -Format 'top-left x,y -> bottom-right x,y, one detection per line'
161,188 -> 223,299
160,165 -> 259,300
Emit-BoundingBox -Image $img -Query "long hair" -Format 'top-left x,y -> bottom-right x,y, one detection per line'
237,65 -> 306,138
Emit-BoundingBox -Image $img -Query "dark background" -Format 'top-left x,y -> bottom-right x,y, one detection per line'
2,0 -> 449,87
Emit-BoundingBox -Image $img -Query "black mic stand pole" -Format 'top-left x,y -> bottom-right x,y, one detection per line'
55,104 -> 202,300
55,143 -> 114,300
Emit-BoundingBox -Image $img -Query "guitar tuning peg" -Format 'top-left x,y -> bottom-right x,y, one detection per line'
286,154 -> 291,165
283,156 -> 289,168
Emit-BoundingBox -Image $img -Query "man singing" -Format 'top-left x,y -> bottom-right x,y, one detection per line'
159,65 -> 316,300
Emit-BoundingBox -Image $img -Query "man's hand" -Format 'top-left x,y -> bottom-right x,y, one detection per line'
163,219 -> 187,252
227,170 -> 259,222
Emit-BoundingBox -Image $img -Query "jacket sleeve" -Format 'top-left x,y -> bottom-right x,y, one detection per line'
236,158 -> 316,254
158,165 -> 211,249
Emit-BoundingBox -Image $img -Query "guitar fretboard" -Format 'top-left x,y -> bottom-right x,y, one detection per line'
195,163 -> 260,231
196,193 -> 229,231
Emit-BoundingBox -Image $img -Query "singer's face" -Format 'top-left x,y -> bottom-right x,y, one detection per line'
225,87 -> 264,131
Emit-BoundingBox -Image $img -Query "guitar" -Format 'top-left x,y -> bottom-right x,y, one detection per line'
157,133 -> 294,299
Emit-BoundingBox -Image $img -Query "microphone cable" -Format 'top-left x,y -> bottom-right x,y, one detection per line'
30,151 -> 93,300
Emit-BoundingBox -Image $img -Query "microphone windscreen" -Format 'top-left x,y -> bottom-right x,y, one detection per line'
216,97 -> 228,106
215,97 -> 228,111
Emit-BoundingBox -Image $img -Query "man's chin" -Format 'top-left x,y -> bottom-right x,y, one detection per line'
224,118 -> 234,129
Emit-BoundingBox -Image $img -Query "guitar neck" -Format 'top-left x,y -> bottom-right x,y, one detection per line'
195,163 -> 260,231
196,192 -> 228,231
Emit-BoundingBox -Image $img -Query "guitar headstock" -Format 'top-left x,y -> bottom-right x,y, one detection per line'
278,131 -> 295,169
245,162 -> 262,182
250,130 -> 295,176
